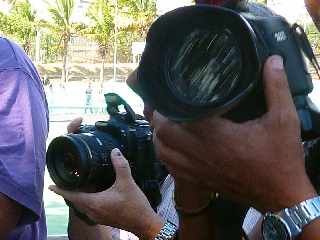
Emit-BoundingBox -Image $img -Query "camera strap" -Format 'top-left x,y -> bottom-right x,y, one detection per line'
65,199 -> 97,226
292,23 -> 320,80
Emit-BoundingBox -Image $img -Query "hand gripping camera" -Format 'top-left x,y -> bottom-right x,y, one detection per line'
138,3 -> 320,140
136,3 -> 320,237
46,93 -> 162,211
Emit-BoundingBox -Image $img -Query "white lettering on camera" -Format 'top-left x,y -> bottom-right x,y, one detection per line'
274,31 -> 287,42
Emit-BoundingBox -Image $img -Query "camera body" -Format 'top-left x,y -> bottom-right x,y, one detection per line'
46,93 -> 161,210
138,5 -> 320,140
227,10 -> 320,139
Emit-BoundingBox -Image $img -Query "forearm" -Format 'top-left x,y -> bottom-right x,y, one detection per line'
0,193 -> 22,238
178,211 -> 215,240
68,208 -> 113,240
174,183 -> 216,240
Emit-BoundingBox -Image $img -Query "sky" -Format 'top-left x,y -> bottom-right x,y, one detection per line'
27,0 -> 92,22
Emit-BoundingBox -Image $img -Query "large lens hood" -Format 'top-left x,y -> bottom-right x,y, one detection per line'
138,5 -> 261,121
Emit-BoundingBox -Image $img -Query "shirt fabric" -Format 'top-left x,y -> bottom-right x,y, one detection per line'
242,208 -> 263,240
0,38 -> 49,240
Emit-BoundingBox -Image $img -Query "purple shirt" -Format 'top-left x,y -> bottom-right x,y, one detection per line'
0,38 -> 48,239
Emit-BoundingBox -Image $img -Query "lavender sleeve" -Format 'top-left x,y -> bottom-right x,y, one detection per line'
0,69 -> 48,225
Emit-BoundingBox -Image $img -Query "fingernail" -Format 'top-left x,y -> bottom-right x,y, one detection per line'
112,148 -> 122,157
270,55 -> 284,70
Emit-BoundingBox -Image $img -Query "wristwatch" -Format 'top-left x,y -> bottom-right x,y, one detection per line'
154,221 -> 178,240
262,196 -> 320,240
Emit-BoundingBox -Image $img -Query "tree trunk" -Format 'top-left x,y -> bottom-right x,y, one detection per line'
100,58 -> 105,84
35,29 -> 41,63
62,38 -> 69,83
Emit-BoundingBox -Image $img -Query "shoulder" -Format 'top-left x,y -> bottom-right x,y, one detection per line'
0,37 -> 47,101
0,38 -> 40,78
0,38 -> 24,69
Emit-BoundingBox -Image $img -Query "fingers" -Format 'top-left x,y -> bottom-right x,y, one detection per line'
152,112 -> 203,155
152,111 -> 237,150
67,117 -> 83,133
49,185 -> 90,208
153,132 -> 201,186
111,149 -> 133,185
263,56 -> 297,120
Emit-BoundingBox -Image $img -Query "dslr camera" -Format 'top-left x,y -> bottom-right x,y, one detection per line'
46,93 -> 161,210
138,3 -> 320,140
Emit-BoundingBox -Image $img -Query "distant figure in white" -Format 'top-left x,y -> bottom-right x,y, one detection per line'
85,83 -> 93,114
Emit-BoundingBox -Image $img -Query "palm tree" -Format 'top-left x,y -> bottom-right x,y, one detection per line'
86,0 -> 114,83
47,0 -> 76,83
10,0 -> 37,55
122,0 -> 156,39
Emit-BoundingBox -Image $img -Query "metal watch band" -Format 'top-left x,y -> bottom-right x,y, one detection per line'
279,196 -> 320,238
154,221 -> 178,240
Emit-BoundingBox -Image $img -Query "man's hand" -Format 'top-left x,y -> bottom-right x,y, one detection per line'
0,194 -> 22,238
152,55 -> 317,213
49,148 -> 164,240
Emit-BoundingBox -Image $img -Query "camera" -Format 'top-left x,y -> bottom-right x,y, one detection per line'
46,93 -> 161,210
138,3 -> 320,140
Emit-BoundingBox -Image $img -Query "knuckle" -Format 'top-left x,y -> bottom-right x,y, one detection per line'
118,158 -> 130,169
86,202 -> 102,221
273,73 -> 288,90
114,157 -> 130,169
269,108 -> 300,132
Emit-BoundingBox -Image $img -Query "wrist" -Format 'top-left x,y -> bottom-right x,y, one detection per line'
137,211 -> 165,240
174,182 -> 212,210
269,174 -> 317,212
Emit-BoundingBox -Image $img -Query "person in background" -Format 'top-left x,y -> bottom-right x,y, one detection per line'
85,82 -> 93,114
0,37 -> 49,239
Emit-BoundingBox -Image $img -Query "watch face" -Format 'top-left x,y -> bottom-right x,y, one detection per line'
262,214 -> 291,240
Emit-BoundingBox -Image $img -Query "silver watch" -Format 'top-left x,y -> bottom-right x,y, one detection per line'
262,196 -> 320,240
154,221 -> 178,240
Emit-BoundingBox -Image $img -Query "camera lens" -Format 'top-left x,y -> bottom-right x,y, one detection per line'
47,129 -> 122,191
46,136 -> 91,189
168,28 -> 242,106
62,151 -> 81,178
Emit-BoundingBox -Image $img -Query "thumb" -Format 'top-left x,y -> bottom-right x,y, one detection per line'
263,55 -> 296,118
111,148 -> 133,185
67,117 -> 83,133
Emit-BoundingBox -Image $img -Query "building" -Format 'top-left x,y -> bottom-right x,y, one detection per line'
72,0 -> 93,24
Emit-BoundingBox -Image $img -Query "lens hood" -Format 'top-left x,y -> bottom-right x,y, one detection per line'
138,5 -> 261,121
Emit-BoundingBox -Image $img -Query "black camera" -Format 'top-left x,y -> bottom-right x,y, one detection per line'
46,93 -> 161,210
138,3 -> 320,140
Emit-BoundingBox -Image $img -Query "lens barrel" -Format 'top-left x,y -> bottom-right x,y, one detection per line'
46,131 -> 120,191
